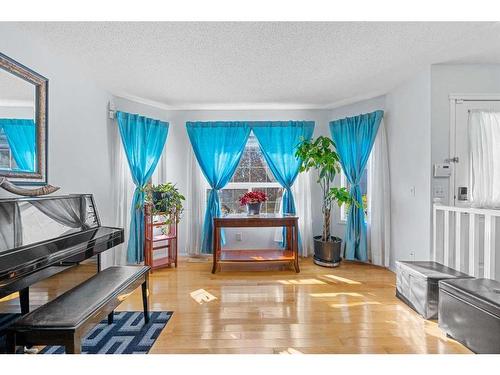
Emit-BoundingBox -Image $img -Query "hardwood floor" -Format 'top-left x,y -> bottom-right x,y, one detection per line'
0,257 -> 471,354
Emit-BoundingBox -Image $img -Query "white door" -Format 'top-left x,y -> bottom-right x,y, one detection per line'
451,99 -> 500,206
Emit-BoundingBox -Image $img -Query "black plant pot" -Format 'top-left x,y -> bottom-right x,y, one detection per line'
152,191 -> 167,212
313,235 -> 342,267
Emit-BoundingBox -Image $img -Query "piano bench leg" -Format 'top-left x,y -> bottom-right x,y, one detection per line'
108,311 -> 114,325
66,336 -> 81,354
19,288 -> 29,315
142,278 -> 150,324
6,331 -> 16,354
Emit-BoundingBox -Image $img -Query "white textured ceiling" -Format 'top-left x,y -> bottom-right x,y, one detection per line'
12,22 -> 500,109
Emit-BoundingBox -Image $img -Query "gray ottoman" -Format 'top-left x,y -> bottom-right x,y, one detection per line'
396,261 -> 472,319
439,278 -> 500,354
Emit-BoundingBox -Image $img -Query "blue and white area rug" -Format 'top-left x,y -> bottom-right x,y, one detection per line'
39,311 -> 172,354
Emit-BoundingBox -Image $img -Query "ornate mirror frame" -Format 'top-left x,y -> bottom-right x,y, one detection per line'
0,52 -> 48,185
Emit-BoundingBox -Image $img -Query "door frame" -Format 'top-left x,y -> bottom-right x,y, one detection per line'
448,93 -> 500,205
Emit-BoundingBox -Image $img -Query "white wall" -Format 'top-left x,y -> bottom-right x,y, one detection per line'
431,64 -> 500,204
0,105 -> 34,119
0,24 -> 116,254
385,68 -> 432,268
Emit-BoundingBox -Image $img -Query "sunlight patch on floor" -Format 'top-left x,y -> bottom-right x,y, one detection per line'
190,289 -> 217,304
330,301 -> 381,308
277,347 -> 303,354
322,274 -> 361,284
0,292 -> 19,303
309,292 -> 363,298
277,279 -> 326,285
118,291 -> 134,302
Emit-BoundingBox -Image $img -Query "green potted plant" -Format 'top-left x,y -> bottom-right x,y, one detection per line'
295,136 -> 358,267
144,183 -> 185,230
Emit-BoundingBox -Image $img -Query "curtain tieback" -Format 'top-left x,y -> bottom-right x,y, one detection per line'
349,182 -> 361,191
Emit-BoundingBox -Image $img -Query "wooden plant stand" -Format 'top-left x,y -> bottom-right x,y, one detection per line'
144,203 -> 178,271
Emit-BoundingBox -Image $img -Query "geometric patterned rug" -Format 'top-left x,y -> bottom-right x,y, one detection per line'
38,311 -> 172,354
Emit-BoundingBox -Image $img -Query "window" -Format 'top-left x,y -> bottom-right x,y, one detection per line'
208,133 -> 283,215
339,168 -> 368,222
468,110 -> 500,207
0,129 -> 18,170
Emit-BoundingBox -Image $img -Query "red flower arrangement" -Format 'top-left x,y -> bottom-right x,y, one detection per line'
239,190 -> 268,206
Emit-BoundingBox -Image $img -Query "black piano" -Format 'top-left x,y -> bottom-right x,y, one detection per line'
0,194 -> 123,339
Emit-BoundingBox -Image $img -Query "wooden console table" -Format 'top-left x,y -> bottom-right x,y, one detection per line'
212,214 -> 299,274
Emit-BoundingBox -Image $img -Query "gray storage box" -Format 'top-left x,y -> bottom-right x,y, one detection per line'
395,261 -> 472,319
439,278 -> 500,354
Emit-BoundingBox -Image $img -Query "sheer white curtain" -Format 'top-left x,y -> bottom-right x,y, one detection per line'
273,170 -> 314,257
151,152 -> 168,185
184,146 -> 208,256
293,171 -> 314,257
102,126 -> 136,268
469,110 -> 500,208
367,119 -> 391,267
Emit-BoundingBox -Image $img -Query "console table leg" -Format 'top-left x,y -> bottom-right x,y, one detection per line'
212,227 -> 220,274
293,225 -> 300,273
286,225 -> 292,250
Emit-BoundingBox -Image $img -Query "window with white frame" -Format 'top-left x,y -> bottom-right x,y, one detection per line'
206,133 -> 283,214
0,129 -> 18,170
339,168 -> 369,222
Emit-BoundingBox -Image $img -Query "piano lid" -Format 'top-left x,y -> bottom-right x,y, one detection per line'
0,194 -> 100,255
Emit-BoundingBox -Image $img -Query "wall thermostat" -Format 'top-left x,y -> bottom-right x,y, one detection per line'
458,186 -> 468,201
433,163 -> 451,178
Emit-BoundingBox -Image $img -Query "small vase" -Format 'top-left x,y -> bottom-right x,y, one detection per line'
247,202 -> 262,215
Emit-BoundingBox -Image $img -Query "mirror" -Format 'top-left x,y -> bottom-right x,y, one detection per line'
0,52 -> 47,185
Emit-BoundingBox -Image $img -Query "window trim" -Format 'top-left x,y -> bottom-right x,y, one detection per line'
220,182 -> 283,214
224,182 -> 282,190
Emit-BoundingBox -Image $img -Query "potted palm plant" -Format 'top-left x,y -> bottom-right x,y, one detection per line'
295,136 -> 358,267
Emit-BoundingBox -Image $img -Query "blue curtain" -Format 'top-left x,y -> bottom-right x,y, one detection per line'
186,122 -> 251,253
252,121 -> 315,247
330,110 -> 383,261
116,111 -> 169,264
0,119 -> 36,172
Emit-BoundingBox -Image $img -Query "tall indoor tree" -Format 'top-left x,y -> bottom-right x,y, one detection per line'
296,136 -> 358,266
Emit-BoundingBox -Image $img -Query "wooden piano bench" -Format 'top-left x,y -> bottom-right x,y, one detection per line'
6,266 -> 150,354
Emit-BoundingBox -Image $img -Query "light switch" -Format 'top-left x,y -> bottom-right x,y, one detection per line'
410,186 -> 416,197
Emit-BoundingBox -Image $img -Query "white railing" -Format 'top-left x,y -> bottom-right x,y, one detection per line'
433,204 -> 500,280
